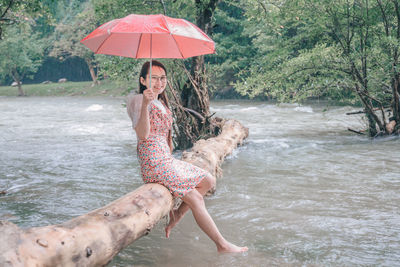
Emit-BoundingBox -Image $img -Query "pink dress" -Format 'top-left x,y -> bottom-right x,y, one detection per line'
128,95 -> 208,198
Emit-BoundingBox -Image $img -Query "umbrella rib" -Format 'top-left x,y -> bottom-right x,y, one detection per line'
135,33 -> 143,58
95,30 -> 114,54
94,32 -> 112,54
161,15 -> 185,59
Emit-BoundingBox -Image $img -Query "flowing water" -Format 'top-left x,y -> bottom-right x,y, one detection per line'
0,97 -> 399,266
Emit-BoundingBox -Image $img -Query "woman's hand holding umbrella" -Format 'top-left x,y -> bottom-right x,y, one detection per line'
142,88 -> 156,106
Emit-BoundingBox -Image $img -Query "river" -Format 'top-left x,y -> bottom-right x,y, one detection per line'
0,97 -> 399,266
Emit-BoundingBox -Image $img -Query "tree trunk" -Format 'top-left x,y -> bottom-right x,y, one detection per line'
17,82 -> 25,97
378,0 -> 400,133
181,0 -> 219,114
351,67 -> 385,136
85,57 -> 99,86
182,55 -> 210,116
11,69 -> 25,96
392,71 -> 400,124
366,111 -> 378,137
176,0 -> 219,150
392,0 -> 400,127
0,119 -> 248,266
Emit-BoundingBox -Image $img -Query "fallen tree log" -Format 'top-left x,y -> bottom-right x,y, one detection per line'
0,184 -> 173,267
0,119 -> 248,266
182,119 -> 249,180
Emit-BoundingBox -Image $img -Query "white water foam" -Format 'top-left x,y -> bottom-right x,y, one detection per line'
85,104 -> 103,111
239,107 -> 259,112
294,106 -> 313,113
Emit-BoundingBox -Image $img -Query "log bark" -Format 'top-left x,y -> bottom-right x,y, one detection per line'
182,119 -> 249,180
0,119 -> 248,267
0,184 -> 173,267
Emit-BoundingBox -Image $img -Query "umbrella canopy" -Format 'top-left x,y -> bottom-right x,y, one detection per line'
80,14 -> 215,59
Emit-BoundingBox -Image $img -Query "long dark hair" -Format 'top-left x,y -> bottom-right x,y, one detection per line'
139,60 -> 170,109
139,60 -> 173,150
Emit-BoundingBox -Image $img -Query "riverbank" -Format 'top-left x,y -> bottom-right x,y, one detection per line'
0,80 -> 365,110
0,80 -> 131,97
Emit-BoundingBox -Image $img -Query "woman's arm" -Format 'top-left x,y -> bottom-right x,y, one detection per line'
135,89 -> 155,140
135,102 -> 150,140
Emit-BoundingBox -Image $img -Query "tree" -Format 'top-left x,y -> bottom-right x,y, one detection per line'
319,0 -> 399,136
236,0 -> 400,137
50,3 -> 100,86
235,0 -> 337,102
0,24 -> 44,96
0,0 -> 48,39
375,0 -> 400,134
181,0 -> 219,114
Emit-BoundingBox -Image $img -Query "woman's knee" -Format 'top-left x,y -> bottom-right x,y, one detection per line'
204,173 -> 216,190
183,189 -> 204,208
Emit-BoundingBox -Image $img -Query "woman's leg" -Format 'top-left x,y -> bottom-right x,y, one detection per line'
181,189 -> 248,253
165,174 -> 215,238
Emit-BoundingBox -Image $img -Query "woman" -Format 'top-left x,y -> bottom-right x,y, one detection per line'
127,60 -> 247,253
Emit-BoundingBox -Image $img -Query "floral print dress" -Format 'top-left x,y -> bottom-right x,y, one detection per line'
130,95 -> 208,198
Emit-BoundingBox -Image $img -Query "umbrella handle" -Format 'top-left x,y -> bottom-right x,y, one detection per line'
149,59 -> 152,93
149,34 -> 153,94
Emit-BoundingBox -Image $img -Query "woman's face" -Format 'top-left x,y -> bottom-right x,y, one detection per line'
140,66 -> 167,96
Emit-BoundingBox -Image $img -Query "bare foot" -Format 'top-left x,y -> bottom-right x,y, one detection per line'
217,241 -> 248,253
165,210 -> 182,238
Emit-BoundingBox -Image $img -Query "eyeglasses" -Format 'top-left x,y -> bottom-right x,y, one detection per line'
150,75 -> 167,83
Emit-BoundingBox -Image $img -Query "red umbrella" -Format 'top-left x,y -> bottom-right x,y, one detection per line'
80,14 -> 215,59
81,14 -> 215,88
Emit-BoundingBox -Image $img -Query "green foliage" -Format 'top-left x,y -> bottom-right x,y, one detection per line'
237,44 -> 349,101
207,1 -> 256,96
95,54 -> 141,91
91,0 -> 165,22
0,24 -> 45,83
49,3 -> 96,62
51,0 -> 88,23
319,0 -> 399,111
235,0 -> 395,106
4,0 -> 397,112
0,0 -> 52,39
233,0 -> 400,135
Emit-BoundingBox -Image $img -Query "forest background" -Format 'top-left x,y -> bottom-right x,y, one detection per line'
0,0 -> 399,139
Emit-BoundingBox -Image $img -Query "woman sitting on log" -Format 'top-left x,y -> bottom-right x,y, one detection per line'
127,60 -> 247,253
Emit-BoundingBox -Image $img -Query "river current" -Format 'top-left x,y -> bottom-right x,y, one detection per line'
0,97 -> 399,266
